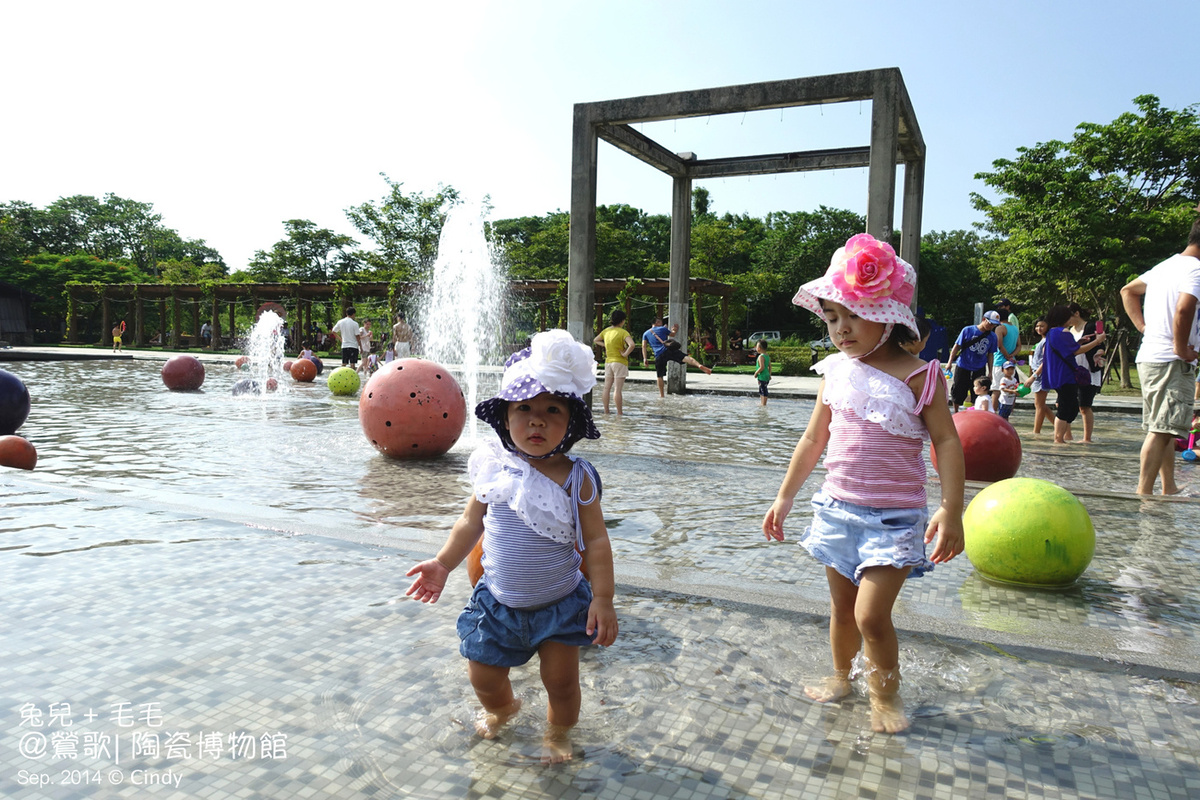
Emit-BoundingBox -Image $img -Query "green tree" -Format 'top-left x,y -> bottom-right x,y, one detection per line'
344,174 -> 460,279
915,230 -> 996,329
246,220 -> 360,282
972,94 -> 1200,326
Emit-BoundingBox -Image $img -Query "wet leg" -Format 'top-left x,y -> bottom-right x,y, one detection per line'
855,566 -> 911,733
467,660 -> 521,738
805,568 -> 859,703
538,641 -> 581,763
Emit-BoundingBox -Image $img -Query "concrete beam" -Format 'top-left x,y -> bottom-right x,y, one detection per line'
580,69 -> 887,124
597,124 -> 689,177
689,146 -> 871,179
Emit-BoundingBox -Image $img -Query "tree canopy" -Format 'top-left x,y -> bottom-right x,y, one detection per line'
972,94 -> 1200,322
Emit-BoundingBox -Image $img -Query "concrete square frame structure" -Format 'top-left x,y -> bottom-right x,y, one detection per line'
568,68 -> 925,392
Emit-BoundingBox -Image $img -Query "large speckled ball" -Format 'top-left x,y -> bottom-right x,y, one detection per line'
327,366 -> 361,396
359,359 -> 466,459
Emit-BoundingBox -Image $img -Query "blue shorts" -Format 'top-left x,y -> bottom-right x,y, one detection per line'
757,380 -> 770,397
457,580 -> 594,667
800,492 -> 933,585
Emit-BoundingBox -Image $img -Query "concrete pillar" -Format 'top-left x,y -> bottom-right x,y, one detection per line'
100,296 -> 111,346
866,74 -> 899,242
171,295 -> 182,349
567,105 -> 597,347
901,158 -> 925,279
211,297 -> 221,351
134,295 -> 145,346
667,175 -> 692,395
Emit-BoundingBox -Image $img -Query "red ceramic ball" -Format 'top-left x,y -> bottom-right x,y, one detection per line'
161,355 -> 206,391
265,377 -> 279,392
290,358 -> 317,382
0,435 -> 37,470
359,358 -> 466,459
282,360 -> 294,373
235,356 -> 250,369
932,410 -> 1022,483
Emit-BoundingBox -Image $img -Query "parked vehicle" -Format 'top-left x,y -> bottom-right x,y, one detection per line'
745,331 -> 781,350
810,335 -> 835,350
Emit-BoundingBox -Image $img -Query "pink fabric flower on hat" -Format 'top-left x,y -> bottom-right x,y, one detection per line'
828,234 -> 913,305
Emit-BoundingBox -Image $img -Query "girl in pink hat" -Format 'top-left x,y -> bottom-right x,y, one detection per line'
762,234 -> 966,734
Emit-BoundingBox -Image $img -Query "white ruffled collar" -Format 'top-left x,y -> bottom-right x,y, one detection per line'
468,440 -> 595,546
813,352 -> 929,440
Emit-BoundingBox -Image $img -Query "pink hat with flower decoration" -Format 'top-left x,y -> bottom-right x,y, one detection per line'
791,233 -> 919,339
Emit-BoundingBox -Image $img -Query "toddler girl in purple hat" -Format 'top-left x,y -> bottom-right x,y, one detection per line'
762,234 -> 966,734
406,329 -> 616,762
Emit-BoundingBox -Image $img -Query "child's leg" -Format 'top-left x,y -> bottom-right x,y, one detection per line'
601,367 -> 614,414
613,374 -> 625,415
467,660 -> 522,738
855,566 -> 912,734
537,641 -> 581,763
805,567 -> 860,703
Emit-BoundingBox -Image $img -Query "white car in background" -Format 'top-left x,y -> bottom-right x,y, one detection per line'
745,331 -> 781,350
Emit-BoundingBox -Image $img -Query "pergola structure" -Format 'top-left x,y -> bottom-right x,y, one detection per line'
568,68 -> 925,391
65,277 -> 734,354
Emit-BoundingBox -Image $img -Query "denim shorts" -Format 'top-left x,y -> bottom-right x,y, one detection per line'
457,580 -> 594,667
800,492 -> 933,585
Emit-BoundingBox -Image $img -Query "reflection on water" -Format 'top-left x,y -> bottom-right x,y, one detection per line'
4,359 -> 1200,798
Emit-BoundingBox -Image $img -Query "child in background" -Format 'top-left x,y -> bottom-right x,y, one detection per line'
900,317 -> 931,357
997,361 -> 1020,419
406,330 -> 617,763
754,340 -> 771,406
298,342 -> 314,360
1023,319 -> 1056,434
763,234 -> 965,734
972,378 -> 995,413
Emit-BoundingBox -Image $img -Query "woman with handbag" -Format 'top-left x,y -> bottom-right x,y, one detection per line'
1044,305 -> 1107,444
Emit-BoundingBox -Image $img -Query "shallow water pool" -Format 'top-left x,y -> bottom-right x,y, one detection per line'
3,359 -> 1199,799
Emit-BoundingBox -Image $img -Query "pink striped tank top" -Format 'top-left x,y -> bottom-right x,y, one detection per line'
813,353 -> 945,509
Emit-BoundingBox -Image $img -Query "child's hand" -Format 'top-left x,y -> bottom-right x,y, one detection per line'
586,597 -> 618,646
924,508 -> 964,564
762,498 -> 794,541
405,559 -> 451,604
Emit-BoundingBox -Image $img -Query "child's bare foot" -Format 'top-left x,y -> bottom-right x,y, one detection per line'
867,670 -> 909,734
869,691 -> 910,733
804,675 -> 853,703
541,723 -> 573,764
474,698 -> 521,739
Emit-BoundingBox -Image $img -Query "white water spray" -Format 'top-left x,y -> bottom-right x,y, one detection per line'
417,203 -> 508,439
242,309 -> 288,396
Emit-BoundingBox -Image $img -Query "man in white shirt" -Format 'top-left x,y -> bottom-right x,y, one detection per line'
1120,218 -> 1200,495
332,308 -> 362,368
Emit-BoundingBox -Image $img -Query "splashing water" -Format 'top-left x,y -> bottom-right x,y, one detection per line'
243,309 -> 288,396
417,203 -> 508,439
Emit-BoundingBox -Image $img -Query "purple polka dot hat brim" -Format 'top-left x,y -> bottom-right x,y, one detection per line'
475,377 -> 600,455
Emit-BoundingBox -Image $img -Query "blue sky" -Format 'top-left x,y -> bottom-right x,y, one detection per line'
3,0 -> 1195,269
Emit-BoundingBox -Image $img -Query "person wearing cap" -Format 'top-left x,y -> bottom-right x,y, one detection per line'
990,299 -> 1021,409
1120,216 -> 1200,495
762,233 -> 965,734
997,361 -> 1020,419
405,329 -> 617,762
946,311 -> 1003,412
